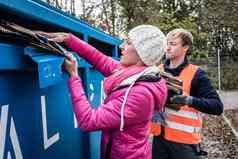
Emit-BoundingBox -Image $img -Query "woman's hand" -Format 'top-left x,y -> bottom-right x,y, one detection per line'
37,32 -> 70,43
63,54 -> 78,77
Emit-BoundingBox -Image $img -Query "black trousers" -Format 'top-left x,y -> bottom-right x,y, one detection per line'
152,135 -> 201,159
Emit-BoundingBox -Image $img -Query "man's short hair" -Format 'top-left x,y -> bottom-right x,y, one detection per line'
167,28 -> 193,48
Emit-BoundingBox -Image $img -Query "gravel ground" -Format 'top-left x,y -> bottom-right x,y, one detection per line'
224,109 -> 238,131
201,110 -> 238,159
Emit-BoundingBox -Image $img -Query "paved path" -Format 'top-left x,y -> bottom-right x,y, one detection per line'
219,91 -> 238,110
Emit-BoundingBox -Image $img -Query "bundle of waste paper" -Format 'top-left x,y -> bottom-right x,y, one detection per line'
0,20 -> 68,57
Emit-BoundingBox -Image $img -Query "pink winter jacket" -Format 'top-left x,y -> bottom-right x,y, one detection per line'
66,34 -> 167,159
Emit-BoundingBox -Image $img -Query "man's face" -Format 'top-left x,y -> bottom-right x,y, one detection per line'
165,37 -> 189,60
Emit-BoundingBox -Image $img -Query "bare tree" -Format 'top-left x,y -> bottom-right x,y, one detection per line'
44,0 -> 76,15
43,0 -> 125,36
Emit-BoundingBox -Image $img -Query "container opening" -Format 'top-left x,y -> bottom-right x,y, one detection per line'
88,37 -> 114,57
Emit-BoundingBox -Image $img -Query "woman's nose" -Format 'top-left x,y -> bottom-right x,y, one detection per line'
119,41 -> 126,50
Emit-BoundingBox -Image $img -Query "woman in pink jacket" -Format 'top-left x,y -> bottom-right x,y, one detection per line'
41,25 -> 167,159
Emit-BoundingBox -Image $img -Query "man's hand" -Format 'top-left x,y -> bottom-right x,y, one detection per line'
170,95 -> 193,105
166,104 -> 184,111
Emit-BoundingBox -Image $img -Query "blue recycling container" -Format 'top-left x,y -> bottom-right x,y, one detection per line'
0,0 -> 121,159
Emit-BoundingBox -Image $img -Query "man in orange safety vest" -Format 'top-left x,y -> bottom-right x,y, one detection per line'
151,28 -> 223,159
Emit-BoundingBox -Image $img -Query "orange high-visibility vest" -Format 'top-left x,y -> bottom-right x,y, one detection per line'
150,64 -> 202,144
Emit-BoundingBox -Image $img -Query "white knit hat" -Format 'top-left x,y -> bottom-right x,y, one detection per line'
128,25 -> 165,66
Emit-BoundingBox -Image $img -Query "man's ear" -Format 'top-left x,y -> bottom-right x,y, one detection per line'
183,45 -> 190,53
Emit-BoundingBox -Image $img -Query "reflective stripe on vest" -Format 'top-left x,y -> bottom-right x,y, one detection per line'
165,120 -> 201,133
165,107 -> 200,120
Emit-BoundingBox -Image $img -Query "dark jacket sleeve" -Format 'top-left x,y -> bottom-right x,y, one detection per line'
190,68 -> 223,115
